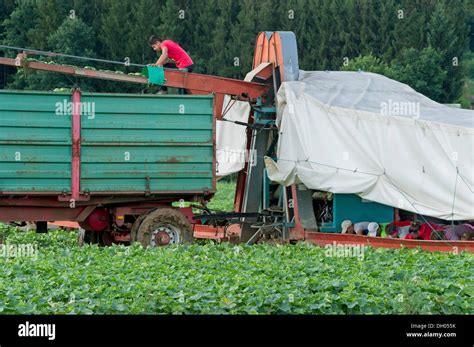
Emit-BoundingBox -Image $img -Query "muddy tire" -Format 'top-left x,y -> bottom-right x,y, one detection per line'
137,208 -> 193,247
130,213 -> 148,244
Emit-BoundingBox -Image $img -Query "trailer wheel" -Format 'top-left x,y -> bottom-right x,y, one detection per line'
83,230 -> 99,244
137,208 -> 193,247
81,230 -> 116,246
130,213 -> 148,244
98,231 -> 115,246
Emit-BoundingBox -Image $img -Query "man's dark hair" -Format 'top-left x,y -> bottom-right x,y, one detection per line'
148,35 -> 163,46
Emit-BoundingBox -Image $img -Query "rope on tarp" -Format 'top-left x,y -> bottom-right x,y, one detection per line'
383,174 -> 456,246
457,171 -> 474,194
221,98 -> 237,118
450,167 -> 459,228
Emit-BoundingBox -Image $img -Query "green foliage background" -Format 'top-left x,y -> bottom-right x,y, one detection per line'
0,0 -> 473,103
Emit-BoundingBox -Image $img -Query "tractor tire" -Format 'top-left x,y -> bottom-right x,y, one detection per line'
130,213 -> 148,244
137,208 -> 193,247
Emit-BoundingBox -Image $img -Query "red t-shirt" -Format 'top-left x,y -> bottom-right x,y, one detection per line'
419,223 -> 444,240
404,223 -> 444,240
160,40 -> 193,69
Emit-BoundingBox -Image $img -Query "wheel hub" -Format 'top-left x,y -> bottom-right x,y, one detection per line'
150,225 -> 179,246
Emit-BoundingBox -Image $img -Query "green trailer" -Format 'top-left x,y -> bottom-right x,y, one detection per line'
0,89 -> 216,245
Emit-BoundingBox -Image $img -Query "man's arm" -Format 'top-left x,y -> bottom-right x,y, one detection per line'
155,46 -> 168,66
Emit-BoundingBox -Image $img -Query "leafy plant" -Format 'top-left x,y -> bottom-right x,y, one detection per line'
0,228 -> 471,315
207,180 -> 236,212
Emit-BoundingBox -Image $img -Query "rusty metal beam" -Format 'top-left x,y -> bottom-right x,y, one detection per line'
0,57 -> 269,100
0,57 -> 147,83
303,231 -> 474,253
71,89 -> 81,202
0,206 -> 89,222
163,70 -> 268,99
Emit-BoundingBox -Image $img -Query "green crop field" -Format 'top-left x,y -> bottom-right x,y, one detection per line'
172,180 -> 236,212
0,225 -> 472,315
207,180 -> 236,212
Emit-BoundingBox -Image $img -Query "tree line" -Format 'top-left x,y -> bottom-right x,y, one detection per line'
0,0 -> 472,103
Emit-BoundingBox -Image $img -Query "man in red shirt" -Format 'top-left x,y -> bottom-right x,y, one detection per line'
404,222 -> 445,240
148,35 -> 194,94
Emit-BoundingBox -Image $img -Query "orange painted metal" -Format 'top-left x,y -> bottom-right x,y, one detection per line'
49,218 -> 473,253
213,93 -> 225,120
49,221 -> 80,229
252,63 -> 274,81
52,220 -> 230,241
303,231 -> 474,253
0,57 -> 146,83
252,32 -> 285,81
233,169 -> 247,213
289,185 -> 305,240
193,224 -> 226,239
71,89 -> 81,201
164,70 -> 268,100
2,207 -> 91,222
252,32 -> 267,69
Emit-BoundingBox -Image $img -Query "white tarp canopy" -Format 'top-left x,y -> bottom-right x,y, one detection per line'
216,95 -> 250,176
216,66 -> 273,177
265,70 -> 474,220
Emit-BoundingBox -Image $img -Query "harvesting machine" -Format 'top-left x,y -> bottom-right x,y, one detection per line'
0,32 -> 472,253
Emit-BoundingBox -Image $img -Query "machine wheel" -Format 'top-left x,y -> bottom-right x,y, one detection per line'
83,230 -> 100,244
98,231 -> 115,246
81,230 -> 115,246
137,208 -> 193,247
130,213 -> 148,244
